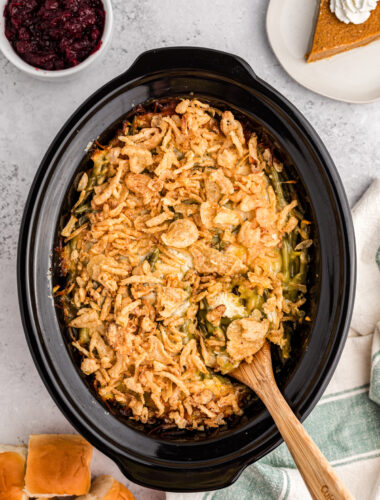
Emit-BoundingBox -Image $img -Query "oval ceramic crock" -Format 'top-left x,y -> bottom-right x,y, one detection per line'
17,47 -> 356,492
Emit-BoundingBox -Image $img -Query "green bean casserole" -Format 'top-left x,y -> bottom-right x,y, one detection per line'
57,98 -> 311,430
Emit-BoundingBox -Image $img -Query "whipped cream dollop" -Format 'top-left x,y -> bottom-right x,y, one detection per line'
330,0 -> 379,24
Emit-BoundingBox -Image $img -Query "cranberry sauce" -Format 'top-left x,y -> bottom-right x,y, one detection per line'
4,0 -> 105,71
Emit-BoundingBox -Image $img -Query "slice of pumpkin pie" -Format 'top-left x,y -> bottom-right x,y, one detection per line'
306,0 -> 380,62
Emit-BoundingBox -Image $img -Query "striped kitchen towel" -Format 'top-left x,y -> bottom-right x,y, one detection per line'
167,179 -> 380,500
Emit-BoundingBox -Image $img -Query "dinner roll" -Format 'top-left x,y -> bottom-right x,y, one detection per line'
77,475 -> 136,500
0,444 -> 28,500
24,434 -> 92,497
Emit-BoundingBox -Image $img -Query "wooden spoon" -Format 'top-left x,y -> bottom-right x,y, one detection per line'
231,341 -> 354,500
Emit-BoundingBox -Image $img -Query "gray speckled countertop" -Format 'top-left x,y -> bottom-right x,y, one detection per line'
0,1 -> 379,498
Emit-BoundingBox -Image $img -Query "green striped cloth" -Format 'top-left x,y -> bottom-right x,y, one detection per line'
167,180 -> 380,500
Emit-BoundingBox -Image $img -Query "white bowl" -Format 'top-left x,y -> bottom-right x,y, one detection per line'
0,0 -> 113,80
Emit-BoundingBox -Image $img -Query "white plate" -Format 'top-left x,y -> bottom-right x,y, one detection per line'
266,0 -> 380,103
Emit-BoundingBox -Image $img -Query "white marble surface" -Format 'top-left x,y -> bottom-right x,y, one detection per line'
0,1 -> 379,499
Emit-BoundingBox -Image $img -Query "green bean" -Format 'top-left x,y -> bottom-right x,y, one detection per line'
147,248 -> 160,271
180,320 -> 189,334
184,333 -> 195,344
290,229 -> 298,248
69,236 -> 78,251
291,250 -> 308,285
199,322 -> 209,337
289,257 -> 298,279
79,328 -> 90,344
282,331 -> 291,359
173,147 -> 185,160
220,317 -> 233,334
270,166 -> 287,209
74,203 -> 92,215
77,215 -> 89,226
204,320 -> 215,336
246,292 -> 264,314
220,317 -> 233,328
127,389 -> 142,401
92,157 -> 105,176
87,174 -> 96,190
211,232 -> 227,251
281,235 -> 291,283
199,370 -> 213,381
293,208 -> 305,220
197,300 -> 215,336
284,248 -> 307,301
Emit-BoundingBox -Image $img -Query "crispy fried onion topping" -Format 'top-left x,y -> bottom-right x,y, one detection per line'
59,99 -> 309,429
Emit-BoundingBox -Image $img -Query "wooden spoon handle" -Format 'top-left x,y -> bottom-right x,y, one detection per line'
261,382 -> 354,500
